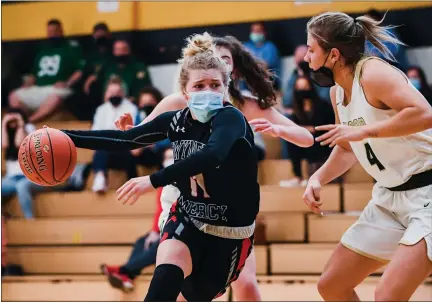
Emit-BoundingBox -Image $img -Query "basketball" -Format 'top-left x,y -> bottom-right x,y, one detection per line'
18,127 -> 77,186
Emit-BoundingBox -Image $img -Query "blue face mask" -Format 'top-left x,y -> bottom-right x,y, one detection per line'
187,91 -> 224,123
250,33 -> 265,44
409,78 -> 421,90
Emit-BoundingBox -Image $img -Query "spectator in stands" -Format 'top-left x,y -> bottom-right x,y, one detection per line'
101,153 -> 175,292
131,87 -> 170,169
91,78 -> 138,193
280,76 -> 334,188
84,39 -> 152,102
1,109 -> 35,217
243,22 -> 281,90
84,22 -> 113,77
365,9 -> 409,71
8,19 -> 85,123
406,66 -> 432,105
81,23 -> 113,103
1,109 -> 91,218
283,45 -> 331,113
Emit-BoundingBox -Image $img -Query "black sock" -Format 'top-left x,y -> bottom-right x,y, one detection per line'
144,264 -> 184,301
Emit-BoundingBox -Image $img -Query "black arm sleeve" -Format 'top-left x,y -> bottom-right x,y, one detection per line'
150,107 -> 249,188
61,111 -> 177,151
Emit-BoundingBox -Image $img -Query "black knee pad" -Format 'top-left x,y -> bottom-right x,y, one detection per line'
144,264 -> 184,301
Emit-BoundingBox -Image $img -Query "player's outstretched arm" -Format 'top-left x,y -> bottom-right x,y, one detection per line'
149,107 -> 247,189
62,111 -> 177,151
242,98 -> 314,147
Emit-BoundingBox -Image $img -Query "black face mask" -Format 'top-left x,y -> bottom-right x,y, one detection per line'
139,105 -> 155,116
109,96 -> 122,107
310,53 -> 336,87
295,90 -> 315,100
114,55 -> 130,65
95,37 -> 111,51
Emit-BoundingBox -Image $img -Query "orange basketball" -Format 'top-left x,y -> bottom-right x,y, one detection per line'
18,127 -> 77,186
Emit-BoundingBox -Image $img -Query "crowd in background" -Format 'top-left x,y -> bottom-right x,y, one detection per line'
2,8 -> 432,284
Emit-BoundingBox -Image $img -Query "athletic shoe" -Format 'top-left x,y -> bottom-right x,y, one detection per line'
101,264 -> 135,292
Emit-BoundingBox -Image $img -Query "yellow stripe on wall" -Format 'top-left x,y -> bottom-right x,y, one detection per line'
137,1 -> 432,30
2,1 -> 135,41
2,1 -> 432,41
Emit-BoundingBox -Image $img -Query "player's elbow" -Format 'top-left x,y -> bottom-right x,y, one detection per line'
303,131 -> 315,148
297,129 -> 314,148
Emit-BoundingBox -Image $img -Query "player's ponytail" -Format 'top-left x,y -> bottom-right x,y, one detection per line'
355,13 -> 405,61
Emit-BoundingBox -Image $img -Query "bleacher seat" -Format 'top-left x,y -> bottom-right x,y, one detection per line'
269,243 -> 385,274
7,245 -> 268,275
5,217 -> 153,245
3,275 -> 430,301
343,162 -> 374,183
5,185 -> 341,218
307,213 -> 359,243
343,183 -> 374,211
5,191 -> 158,218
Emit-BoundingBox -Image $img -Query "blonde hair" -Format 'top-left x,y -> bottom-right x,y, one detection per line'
178,32 -> 230,92
307,11 -> 405,66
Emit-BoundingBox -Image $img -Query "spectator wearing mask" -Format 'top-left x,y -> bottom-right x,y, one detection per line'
8,19 -> 84,123
406,66 -> 432,105
91,78 -> 138,193
84,22 -> 113,77
1,110 -> 91,219
84,40 -> 152,102
131,87 -> 171,169
283,45 -> 331,114
243,22 -> 281,90
365,9 -> 409,71
280,76 -> 334,188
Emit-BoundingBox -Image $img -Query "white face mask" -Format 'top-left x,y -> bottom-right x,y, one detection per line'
187,90 -> 225,123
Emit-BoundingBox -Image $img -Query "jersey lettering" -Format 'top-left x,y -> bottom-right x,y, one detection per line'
364,143 -> 385,171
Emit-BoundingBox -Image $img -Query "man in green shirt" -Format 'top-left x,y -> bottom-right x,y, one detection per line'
9,19 -> 84,123
84,39 -> 152,102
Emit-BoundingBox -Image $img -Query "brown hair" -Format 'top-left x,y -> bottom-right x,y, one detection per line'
213,36 -> 277,109
307,11 -> 404,66
178,32 -> 230,92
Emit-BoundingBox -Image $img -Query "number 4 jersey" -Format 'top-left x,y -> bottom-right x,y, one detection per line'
336,57 -> 432,188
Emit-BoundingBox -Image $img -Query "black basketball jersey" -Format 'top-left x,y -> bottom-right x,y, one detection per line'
63,104 -> 260,227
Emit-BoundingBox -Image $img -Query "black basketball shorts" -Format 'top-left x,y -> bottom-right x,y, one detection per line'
160,202 -> 254,301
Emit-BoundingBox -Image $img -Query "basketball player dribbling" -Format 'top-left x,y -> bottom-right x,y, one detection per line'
114,34 -> 314,301
62,32 -> 266,301
296,11 -> 432,301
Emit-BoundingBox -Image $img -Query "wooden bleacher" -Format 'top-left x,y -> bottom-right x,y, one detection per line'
3,119 -> 431,301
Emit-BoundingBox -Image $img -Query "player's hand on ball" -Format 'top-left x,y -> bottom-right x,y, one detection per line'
315,124 -> 368,147
114,113 -> 134,131
249,118 -> 281,137
116,176 -> 154,205
303,179 -> 323,215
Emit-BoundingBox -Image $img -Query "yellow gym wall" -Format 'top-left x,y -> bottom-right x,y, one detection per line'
2,1 -> 432,41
